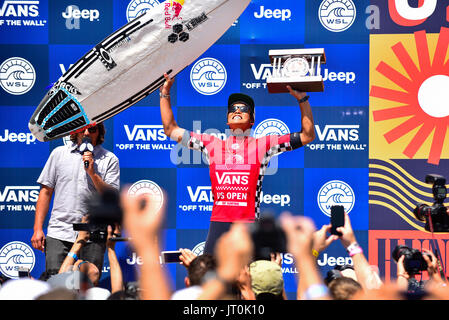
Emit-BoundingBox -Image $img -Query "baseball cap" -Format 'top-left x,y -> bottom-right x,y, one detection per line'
228,93 -> 255,110
249,260 -> 284,296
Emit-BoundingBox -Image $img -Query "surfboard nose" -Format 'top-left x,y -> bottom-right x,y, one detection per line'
28,121 -> 47,142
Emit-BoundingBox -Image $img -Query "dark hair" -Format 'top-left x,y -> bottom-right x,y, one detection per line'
328,277 -> 362,300
70,122 -> 106,145
187,254 -> 216,286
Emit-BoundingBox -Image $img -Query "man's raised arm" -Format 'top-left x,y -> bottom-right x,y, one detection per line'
287,85 -> 315,146
159,73 -> 185,143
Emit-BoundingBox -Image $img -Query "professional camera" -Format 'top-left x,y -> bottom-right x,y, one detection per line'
324,264 -> 355,285
413,174 -> 449,232
250,213 -> 287,260
73,187 -> 123,243
392,245 -> 430,275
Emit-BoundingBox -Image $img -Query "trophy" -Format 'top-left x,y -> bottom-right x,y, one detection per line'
266,48 -> 326,93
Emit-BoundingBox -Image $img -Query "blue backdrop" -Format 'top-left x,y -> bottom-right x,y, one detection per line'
1,0 -> 449,299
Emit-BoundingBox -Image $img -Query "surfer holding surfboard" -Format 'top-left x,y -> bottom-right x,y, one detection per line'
159,73 -> 315,254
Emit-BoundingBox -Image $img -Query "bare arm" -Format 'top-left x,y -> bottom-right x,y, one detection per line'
122,190 -> 171,300
107,224 -> 124,294
31,185 -> 53,252
287,86 -> 316,145
159,73 -> 185,143
337,213 -> 383,290
280,213 -> 330,300
83,155 -> 119,193
59,217 -> 89,273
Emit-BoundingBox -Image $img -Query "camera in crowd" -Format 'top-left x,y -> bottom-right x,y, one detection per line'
392,245 -> 430,275
413,174 -> 449,232
73,188 -> 124,243
324,264 -> 355,285
250,213 -> 287,260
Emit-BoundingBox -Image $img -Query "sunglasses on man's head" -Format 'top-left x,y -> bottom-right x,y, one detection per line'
228,104 -> 251,114
87,126 -> 98,133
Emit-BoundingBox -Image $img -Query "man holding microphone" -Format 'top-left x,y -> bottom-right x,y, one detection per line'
31,123 -> 120,278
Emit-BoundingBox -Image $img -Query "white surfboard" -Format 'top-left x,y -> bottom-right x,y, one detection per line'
29,0 -> 250,142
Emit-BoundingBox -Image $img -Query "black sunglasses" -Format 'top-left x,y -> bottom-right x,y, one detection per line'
87,126 -> 98,133
228,104 -> 251,114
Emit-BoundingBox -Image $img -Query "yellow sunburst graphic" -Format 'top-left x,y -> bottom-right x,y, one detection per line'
370,28 -> 449,165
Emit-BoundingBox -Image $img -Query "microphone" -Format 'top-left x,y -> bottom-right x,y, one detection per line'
79,137 -> 94,169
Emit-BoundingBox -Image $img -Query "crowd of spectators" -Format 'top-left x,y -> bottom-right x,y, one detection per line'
0,188 -> 448,301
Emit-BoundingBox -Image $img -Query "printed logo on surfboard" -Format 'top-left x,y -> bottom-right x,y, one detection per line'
94,44 -> 117,71
164,0 -> 185,29
126,0 -> 160,22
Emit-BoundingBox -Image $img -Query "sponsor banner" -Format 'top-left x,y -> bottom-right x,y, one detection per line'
175,44 -> 240,107
240,44 -> 304,107
369,159 -> 449,231
303,167 -> 369,231
0,229 -> 45,279
316,230 -> 368,278
215,12 -> 240,45
113,106 -> 178,168
240,43 -> 368,107
0,0 -> 49,44
305,43 -> 368,107
369,230 -> 449,283
48,44 -> 91,85
239,0 -> 305,44
305,0 -> 370,44
113,0 -> 161,29
370,30 -> 449,165
304,106 -> 368,168
176,167 -> 213,229
0,44 -> 48,105
176,106 -> 229,169
120,168 -> 177,229
48,0 -> 113,44
256,168 -> 300,216
252,106 -> 304,169
370,0 -> 449,34
0,106 -> 48,167
0,168 -> 45,229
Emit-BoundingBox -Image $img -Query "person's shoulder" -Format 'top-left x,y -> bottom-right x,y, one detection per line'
97,145 -> 119,161
50,144 -> 72,156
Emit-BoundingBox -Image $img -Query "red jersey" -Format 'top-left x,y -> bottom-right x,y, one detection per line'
182,131 -> 302,222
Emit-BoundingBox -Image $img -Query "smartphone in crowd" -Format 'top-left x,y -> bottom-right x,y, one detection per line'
330,205 -> 345,236
18,266 -> 30,278
160,250 -> 182,264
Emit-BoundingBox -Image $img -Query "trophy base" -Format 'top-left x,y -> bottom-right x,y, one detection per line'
266,76 -> 324,93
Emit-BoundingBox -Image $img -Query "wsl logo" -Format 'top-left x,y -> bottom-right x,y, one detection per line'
192,241 -> 205,256
190,57 -> 227,95
254,119 -> 290,137
126,0 -> 159,22
317,180 -> 355,216
127,180 -> 164,212
0,57 -> 36,95
318,0 -> 356,32
0,241 -> 35,279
